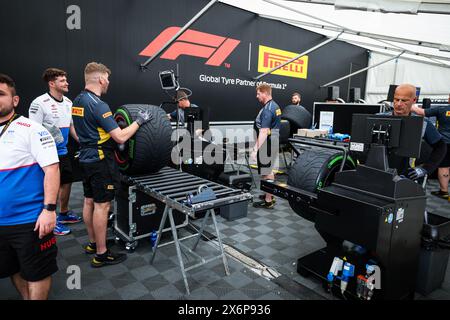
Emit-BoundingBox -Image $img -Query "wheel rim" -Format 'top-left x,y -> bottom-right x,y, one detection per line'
113,113 -> 131,168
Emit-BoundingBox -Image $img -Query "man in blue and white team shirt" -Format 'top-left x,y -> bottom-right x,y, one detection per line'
29,68 -> 81,236
0,74 -> 60,300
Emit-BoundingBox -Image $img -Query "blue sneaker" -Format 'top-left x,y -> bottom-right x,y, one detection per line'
58,210 -> 82,224
53,222 -> 71,236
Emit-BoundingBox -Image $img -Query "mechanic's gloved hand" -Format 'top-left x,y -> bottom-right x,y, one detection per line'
42,122 -> 64,144
407,166 -> 427,180
135,109 -> 153,126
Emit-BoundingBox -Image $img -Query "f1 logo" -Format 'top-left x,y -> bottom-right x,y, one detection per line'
139,26 -> 240,66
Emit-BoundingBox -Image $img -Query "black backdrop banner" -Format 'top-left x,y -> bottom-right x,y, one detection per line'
0,0 -> 368,121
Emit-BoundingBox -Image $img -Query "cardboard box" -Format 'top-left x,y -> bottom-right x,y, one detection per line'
297,129 -> 328,138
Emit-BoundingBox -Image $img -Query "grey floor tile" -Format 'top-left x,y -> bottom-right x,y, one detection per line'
83,279 -> 115,299
117,282 -> 150,300
2,178 -> 447,301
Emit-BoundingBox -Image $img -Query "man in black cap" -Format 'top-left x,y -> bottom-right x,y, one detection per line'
167,90 -> 209,137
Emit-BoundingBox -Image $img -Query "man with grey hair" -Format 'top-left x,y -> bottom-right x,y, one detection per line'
72,62 -> 152,267
384,84 -> 446,181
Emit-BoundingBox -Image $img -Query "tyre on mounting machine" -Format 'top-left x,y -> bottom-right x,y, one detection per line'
114,104 -> 173,175
287,148 -> 356,222
281,105 -> 312,135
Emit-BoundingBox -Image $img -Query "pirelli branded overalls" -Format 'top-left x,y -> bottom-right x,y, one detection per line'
254,100 -> 282,175
72,90 -> 119,203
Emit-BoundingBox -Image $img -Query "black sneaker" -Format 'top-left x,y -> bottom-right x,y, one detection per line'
258,194 -> 276,203
84,242 -> 97,254
253,199 -> 275,209
91,250 -> 127,268
431,190 -> 449,199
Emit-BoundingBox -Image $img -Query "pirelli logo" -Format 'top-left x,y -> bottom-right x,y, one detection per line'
258,45 -> 308,79
72,107 -> 84,117
446,111 -> 450,117
102,111 -> 112,118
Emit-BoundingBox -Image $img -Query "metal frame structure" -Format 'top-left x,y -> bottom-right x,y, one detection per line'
261,0 -> 450,51
255,0 -> 450,83
320,52 -> 404,87
138,0 -> 449,87
282,0 -> 450,15
150,206 -> 229,295
113,184 -> 189,250
259,13 -> 450,64
125,167 -> 252,294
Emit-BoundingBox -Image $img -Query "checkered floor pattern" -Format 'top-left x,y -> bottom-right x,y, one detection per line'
1,165 -> 449,300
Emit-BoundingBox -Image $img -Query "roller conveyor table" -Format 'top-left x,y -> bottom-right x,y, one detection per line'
124,167 -> 252,294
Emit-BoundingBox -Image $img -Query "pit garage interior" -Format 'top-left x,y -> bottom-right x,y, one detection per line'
1,0 -> 450,301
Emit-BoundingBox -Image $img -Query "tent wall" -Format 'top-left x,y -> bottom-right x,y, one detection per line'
365,52 -> 450,104
0,0 -> 368,121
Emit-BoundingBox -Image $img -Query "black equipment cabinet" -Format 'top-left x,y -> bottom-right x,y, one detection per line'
264,165 -> 426,300
311,166 -> 425,299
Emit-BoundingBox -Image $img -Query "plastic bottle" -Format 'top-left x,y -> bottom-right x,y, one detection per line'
328,125 -> 333,135
150,230 -> 157,248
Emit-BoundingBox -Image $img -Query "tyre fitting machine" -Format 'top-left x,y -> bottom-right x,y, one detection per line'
262,114 -> 427,299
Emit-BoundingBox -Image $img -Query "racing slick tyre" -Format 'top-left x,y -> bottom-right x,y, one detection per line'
114,104 -> 172,175
281,105 -> 312,135
287,148 -> 356,222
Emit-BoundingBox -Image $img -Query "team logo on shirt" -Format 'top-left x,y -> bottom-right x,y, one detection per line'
276,109 -> 282,116
38,131 -> 50,137
40,236 -> 56,252
29,105 -> 39,114
446,111 -> 450,117
40,136 -> 53,143
72,107 -> 84,117
102,111 -> 112,118
258,45 -> 308,79
16,122 -> 31,127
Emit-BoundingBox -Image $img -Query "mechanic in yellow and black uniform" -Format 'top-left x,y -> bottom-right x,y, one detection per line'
251,83 -> 282,209
72,62 -> 152,268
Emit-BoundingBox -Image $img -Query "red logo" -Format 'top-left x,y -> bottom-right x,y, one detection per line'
40,236 -> 57,251
16,122 -> 31,127
139,26 -> 240,66
263,52 -> 305,74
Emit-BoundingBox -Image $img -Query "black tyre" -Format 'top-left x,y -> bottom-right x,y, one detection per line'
287,148 -> 356,222
114,104 -> 172,175
279,119 -> 291,144
281,105 -> 312,135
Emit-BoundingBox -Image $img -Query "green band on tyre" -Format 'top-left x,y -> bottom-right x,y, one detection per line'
116,108 -> 132,125
317,180 -> 323,189
327,155 -> 356,169
115,108 -> 135,160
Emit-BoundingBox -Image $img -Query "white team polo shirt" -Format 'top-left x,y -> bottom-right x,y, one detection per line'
0,115 -> 59,225
29,93 -> 73,156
